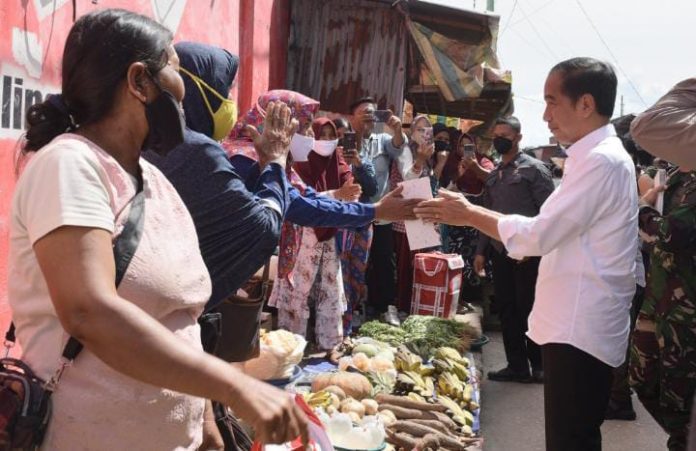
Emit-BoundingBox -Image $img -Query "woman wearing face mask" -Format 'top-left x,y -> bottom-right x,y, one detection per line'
270,117 -> 360,350
439,133 -> 495,304
312,119 -> 378,335
9,9 -> 308,450
389,115 -> 437,314
432,123 -> 452,180
225,91 -> 420,344
144,42 -> 294,329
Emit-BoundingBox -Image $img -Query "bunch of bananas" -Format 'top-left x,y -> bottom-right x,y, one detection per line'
434,346 -> 470,366
392,345 -> 479,419
432,357 -> 470,381
395,371 -> 436,398
394,345 -> 423,373
436,370 -> 475,406
304,390 -> 335,409
438,394 -> 475,428
431,346 -> 479,414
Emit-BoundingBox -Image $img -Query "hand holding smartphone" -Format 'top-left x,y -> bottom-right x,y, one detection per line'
344,148 -> 361,165
341,131 -> 357,150
462,144 -> 476,160
374,110 -> 392,122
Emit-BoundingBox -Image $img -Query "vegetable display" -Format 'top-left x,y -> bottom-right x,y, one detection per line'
311,371 -> 373,400
358,315 -> 477,358
305,321 -> 483,450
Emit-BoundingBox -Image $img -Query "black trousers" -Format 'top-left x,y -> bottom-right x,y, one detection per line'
543,343 -> 613,451
490,249 -> 542,372
367,223 -> 396,313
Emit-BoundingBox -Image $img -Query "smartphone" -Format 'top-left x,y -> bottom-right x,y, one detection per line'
434,140 -> 450,152
463,144 -> 476,159
342,131 -> 357,150
374,110 -> 391,122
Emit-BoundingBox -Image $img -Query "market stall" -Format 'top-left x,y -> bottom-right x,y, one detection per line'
244,312 -> 484,451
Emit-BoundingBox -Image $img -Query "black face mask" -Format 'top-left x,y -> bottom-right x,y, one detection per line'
434,140 -> 450,152
142,83 -> 186,156
493,136 -> 514,155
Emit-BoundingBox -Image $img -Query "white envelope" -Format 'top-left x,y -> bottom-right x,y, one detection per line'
313,139 -> 339,157
399,177 -> 441,250
289,133 -> 314,162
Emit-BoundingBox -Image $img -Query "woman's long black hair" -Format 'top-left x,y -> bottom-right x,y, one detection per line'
23,9 -> 173,153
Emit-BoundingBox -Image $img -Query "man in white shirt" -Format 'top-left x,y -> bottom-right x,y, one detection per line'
415,57 -> 638,451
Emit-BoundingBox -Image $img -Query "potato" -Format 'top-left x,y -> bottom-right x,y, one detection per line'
340,398 -> 366,418
323,385 -> 347,401
361,399 -> 379,416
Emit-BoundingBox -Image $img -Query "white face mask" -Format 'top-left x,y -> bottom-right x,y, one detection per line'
313,139 -> 339,157
289,133 -> 314,162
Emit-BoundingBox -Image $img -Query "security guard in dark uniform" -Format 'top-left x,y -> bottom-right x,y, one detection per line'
475,116 -> 555,383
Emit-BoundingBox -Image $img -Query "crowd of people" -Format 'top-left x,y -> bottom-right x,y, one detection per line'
4,7 -> 695,451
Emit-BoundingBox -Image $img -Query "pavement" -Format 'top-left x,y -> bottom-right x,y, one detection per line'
479,331 -> 668,451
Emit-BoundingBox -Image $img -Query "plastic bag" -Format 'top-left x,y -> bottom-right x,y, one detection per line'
244,331 -> 307,380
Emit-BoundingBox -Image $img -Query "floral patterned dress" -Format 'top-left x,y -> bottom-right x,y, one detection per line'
268,170 -> 347,350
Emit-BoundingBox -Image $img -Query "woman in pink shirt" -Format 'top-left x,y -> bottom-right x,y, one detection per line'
9,9 -> 306,450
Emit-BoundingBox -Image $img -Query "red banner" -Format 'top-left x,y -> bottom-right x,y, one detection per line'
0,0 -> 247,332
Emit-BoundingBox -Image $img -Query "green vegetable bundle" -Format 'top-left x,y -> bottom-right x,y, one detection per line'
358,316 -> 475,359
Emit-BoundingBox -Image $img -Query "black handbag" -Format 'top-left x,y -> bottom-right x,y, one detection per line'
0,177 -> 145,451
212,261 -> 272,363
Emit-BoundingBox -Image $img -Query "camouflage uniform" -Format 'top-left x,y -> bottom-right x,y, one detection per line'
629,170 -> 696,451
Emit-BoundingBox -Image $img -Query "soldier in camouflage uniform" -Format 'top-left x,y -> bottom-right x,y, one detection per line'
629,168 -> 696,451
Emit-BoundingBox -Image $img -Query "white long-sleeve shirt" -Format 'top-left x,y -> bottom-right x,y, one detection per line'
497,124 -> 638,367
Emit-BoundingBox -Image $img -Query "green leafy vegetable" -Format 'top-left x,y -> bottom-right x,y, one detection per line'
358,316 -> 475,358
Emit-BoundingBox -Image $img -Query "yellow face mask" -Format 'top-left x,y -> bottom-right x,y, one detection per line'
180,67 -> 238,141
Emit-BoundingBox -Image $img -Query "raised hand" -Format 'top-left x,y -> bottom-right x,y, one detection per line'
244,101 -> 298,166
334,179 -> 362,202
385,111 -> 403,133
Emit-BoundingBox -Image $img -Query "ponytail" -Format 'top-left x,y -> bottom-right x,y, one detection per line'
23,95 -> 76,152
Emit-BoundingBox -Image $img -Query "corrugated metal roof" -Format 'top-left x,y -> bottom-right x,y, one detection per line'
286,0 -> 408,114
286,0 -> 511,122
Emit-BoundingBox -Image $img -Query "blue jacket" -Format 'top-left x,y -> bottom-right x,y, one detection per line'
236,156 -> 376,228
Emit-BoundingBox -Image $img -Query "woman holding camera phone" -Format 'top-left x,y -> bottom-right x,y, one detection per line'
389,115 -> 437,313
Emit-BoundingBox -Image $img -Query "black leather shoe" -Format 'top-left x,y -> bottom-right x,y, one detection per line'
488,367 -> 531,382
605,400 -> 637,421
530,369 -> 544,384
